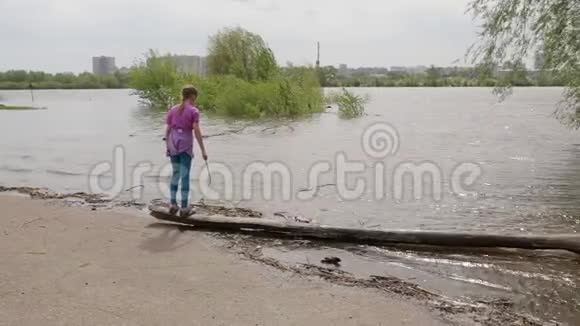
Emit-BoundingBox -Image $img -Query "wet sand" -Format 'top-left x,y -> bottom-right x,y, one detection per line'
0,195 -> 446,326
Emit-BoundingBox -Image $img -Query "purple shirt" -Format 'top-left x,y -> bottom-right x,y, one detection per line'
166,103 -> 200,157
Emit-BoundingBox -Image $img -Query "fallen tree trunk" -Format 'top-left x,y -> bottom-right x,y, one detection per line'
149,205 -> 580,255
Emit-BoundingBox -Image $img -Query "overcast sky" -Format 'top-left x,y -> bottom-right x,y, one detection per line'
0,0 -> 479,73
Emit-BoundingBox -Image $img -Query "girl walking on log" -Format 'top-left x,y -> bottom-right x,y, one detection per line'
165,86 -> 208,216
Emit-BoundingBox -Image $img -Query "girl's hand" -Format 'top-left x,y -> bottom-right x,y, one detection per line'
202,151 -> 208,161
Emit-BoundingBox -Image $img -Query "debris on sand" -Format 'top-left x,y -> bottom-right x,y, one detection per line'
150,199 -> 263,218
273,212 -> 312,224
297,183 -> 336,193
0,186 -> 146,209
321,256 -> 342,266
213,234 -> 550,326
0,186 -> 106,202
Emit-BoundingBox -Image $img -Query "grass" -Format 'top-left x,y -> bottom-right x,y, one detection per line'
0,104 -> 40,110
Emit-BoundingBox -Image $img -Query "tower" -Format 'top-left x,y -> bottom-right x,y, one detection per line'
316,42 -> 320,68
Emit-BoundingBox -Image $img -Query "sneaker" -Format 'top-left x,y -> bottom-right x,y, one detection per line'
180,207 -> 192,218
169,204 -> 179,215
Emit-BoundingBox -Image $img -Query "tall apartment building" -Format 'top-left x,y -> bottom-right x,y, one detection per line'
167,55 -> 207,76
92,56 -> 116,75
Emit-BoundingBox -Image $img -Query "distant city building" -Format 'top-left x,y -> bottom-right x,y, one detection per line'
389,66 -> 408,73
337,64 -> 350,76
92,56 -> 116,75
439,67 -> 456,76
439,66 -> 473,77
408,65 -> 428,74
167,55 -> 207,76
353,67 -> 388,75
330,64 -> 482,77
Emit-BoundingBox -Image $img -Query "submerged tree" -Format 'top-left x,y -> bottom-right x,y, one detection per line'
325,88 -> 368,119
129,31 -> 324,118
469,0 -> 579,128
129,50 -> 181,108
207,27 -> 278,82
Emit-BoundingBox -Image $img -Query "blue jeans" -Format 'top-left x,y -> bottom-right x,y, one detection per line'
169,152 -> 192,208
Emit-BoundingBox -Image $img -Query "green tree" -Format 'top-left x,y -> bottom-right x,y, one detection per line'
317,65 -> 338,86
425,65 -> 442,86
207,27 -> 278,81
469,0 -> 580,128
114,71 -> 130,87
77,73 -> 101,89
53,73 -> 75,84
28,71 -> 48,83
255,47 -> 277,81
129,50 -> 181,108
5,70 -> 27,83
501,60 -> 531,86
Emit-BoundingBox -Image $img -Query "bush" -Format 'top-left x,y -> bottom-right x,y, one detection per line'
327,88 -> 368,119
185,71 -> 323,118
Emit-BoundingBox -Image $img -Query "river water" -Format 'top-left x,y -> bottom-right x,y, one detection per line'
1,88 -> 579,324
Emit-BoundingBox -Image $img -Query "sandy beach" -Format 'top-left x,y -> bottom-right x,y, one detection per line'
0,195 -> 446,326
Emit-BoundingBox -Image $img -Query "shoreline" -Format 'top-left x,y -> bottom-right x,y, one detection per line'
0,194 -> 447,326
0,86 -> 567,91
0,187 -> 554,325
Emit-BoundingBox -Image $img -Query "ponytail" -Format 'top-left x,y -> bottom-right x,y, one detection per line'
179,85 -> 198,114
